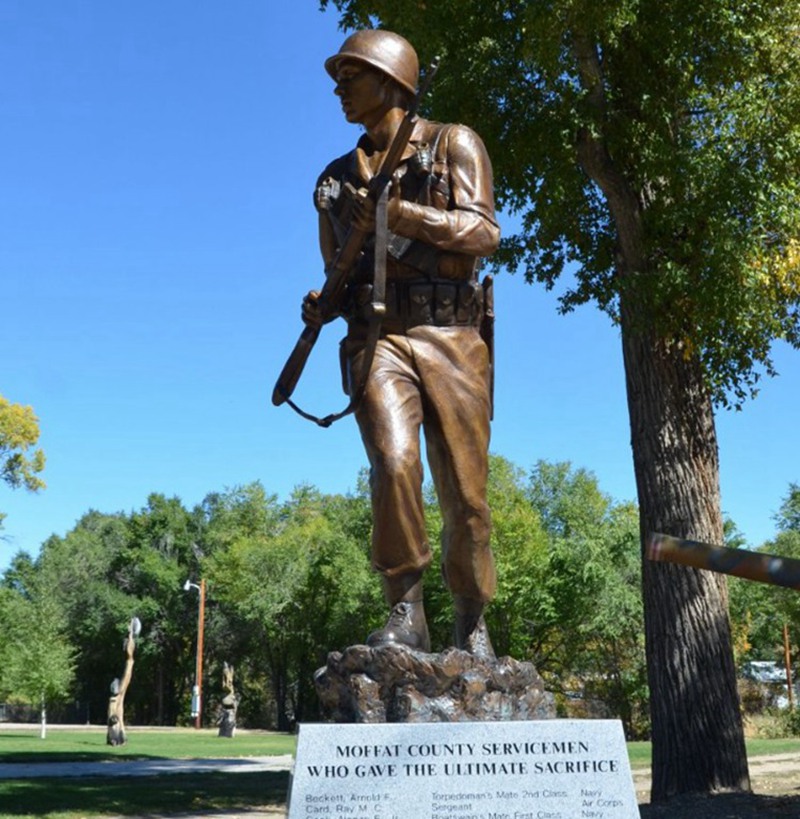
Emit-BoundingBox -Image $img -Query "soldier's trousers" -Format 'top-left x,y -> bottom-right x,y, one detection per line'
349,325 -> 496,603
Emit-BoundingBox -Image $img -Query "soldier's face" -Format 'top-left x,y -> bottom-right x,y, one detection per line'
334,61 -> 390,126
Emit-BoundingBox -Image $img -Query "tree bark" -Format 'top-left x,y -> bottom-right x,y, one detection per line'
620,305 -> 750,800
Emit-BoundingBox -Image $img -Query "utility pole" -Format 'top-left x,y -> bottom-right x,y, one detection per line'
784,623 -> 794,711
184,578 -> 206,729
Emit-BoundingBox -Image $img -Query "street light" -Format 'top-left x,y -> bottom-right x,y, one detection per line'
183,578 -> 206,730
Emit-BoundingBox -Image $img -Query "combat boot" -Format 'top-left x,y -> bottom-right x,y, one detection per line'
454,595 -> 495,661
367,573 -> 431,653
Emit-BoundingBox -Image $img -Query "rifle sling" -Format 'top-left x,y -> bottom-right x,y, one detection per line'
284,184 -> 389,428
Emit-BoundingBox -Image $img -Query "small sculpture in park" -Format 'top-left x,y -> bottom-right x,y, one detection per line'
217,661 -> 239,738
106,616 -> 141,746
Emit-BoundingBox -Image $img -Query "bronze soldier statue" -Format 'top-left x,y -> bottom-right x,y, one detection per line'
301,30 -> 500,658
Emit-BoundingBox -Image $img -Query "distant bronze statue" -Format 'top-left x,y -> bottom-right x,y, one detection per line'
283,30 -> 500,657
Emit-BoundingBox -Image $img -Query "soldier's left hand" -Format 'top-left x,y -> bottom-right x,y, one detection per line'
351,183 -> 401,234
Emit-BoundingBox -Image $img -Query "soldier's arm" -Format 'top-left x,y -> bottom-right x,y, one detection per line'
390,125 -> 500,257
302,182 -> 343,329
318,210 -> 338,269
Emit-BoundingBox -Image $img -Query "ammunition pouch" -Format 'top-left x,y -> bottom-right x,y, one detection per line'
346,278 -> 483,333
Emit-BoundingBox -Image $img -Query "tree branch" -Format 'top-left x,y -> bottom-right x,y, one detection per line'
571,30 -> 646,274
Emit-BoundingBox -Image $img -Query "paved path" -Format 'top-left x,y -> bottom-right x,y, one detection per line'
0,754 -> 294,779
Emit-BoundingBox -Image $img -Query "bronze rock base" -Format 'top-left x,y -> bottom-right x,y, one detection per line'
314,643 -> 555,723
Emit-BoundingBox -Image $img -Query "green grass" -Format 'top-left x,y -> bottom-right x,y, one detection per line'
626,740 -> 651,769
0,727 -> 295,818
0,726 -> 296,763
625,737 -> 800,769
3,726 -> 800,818
745,737 -> 800,757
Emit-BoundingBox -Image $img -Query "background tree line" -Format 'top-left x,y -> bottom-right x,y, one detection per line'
729,484 -> 800,686
0,454 -> 650,736
3,451 -> 798,739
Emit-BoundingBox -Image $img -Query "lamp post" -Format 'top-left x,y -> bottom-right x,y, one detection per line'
183,578 -> 206,729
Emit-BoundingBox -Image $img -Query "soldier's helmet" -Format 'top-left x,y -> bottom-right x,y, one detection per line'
325,30 -> 419,95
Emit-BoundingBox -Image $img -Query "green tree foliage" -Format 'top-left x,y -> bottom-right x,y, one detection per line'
319,0 -> 800,796
524,461 -> 646,737
483,455 -> 549,661
205,483 -> 382,728
425,456 -> 646,736
34,512 -> 139,724
757,532 -> 800,647
729,529 -> 800,721
123,494 -> 207,724
0,574 -> 75,737
729,487 -> 800,670
723,520 -> 769,666
33,499 -> 205,727
776,483 -> 800,533
770,487 -> 800,635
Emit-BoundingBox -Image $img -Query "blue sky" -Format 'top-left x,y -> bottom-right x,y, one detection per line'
1,2 -> 797,572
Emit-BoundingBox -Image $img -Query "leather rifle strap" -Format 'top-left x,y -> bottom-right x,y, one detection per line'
289,183 -> 388,428
347,183 -> 388,411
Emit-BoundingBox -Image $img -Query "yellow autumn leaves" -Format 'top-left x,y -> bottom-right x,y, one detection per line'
0,394 -> 46,492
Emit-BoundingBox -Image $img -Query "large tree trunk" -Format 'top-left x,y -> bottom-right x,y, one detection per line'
620,306 -> 750,800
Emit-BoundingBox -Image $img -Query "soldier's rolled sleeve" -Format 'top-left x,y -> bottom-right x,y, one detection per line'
391,125 -> 500,257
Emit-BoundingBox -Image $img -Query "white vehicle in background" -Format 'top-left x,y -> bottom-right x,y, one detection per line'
741,660 -> 796,710
742,660 -> 787,684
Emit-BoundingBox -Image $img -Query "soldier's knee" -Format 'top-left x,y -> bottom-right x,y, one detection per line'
371,447 -> 423,483
450,505 -> 491,545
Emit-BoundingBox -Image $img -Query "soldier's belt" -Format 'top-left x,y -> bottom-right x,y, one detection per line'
347,279 -> 483,331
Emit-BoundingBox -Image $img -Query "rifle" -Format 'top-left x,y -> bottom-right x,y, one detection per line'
272,59 -> 439,417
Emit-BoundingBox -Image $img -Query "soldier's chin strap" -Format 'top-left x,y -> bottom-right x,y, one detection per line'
283,184 -> 388,428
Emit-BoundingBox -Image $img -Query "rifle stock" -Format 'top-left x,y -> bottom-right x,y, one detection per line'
272,59 -> 439,409
271,222 -> 369,406
272,324 -> 321,406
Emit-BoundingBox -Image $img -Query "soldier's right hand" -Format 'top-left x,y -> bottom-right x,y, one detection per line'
302,290 -> 325,329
